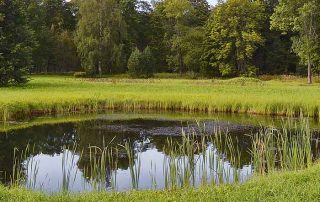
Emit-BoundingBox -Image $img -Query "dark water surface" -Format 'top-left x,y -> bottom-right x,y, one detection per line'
0,112 -> 317,193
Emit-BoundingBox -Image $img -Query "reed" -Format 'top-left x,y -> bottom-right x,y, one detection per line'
251,119 -> 314,174
86,143 -> 119,191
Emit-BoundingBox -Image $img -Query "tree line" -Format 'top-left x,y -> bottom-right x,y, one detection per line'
0,0 -> 319,86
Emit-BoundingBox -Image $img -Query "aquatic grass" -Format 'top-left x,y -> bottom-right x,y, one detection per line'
251,119 -> 314,174
86,139 -> 119,192
2,76 -> 320,121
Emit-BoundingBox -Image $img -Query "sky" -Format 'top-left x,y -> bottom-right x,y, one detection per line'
208,0 -> 217,5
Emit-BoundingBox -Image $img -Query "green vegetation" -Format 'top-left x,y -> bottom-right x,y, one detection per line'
1,75 -> 320,121
0,0 -> 34,86
2,0 -> 320,86
203,0 -> 265,77
1,164 -> 320,201
128,47 -> 154,78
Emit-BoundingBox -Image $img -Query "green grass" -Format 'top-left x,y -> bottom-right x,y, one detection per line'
1,163 -> 320,201
1,75 -> 320,121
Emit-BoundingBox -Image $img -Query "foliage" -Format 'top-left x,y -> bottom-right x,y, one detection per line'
128,47 -> 154,78
203,0 -> 266,77
128,48 -> 142,78
271,0 -> 320,83
1,0 -> 320,81
0,0 -> 35,86
73,72 -> 87,78
75,0 -> 126,76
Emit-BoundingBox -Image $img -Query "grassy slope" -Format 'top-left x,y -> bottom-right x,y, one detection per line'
1,164 -> 320,202
1,75 -> 320,120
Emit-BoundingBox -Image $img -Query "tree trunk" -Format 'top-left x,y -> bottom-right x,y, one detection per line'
308,58 -> 312,84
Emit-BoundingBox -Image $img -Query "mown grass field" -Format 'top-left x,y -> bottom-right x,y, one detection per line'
1,75 -> 320,121
1,163 -> 320,202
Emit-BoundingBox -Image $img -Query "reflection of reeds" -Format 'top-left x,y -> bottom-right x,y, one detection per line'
61,145 -> 78,193
122,141 -> 141,190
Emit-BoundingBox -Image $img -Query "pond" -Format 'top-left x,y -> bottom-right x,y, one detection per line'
0,112 -> 319,193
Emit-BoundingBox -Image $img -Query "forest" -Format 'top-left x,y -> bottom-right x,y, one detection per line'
1,0 -> 319,86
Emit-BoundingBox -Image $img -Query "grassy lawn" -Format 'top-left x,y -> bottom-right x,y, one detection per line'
1,75 -> 320,120
0,163 -> 319,202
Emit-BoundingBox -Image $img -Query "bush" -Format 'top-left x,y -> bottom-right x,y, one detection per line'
73,72 -> 87,78
127,48 -> 142,78
127,47 -> 154,78
140,46 -> 154,78
0,66 -> 29,87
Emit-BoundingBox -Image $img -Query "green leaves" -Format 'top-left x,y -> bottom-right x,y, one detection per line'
75,0 -> 126,76
128,47 -> 154,78
271,0 -> 320,83
203,0 -> 265,77
0,0 -> 34,86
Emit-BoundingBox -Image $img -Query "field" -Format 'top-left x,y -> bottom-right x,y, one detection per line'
1,75 -> 320,121
1,163 -> 320,202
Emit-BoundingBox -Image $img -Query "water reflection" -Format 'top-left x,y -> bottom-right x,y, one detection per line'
0,118 -> 256,193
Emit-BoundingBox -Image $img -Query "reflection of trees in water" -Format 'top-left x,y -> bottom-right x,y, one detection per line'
0,119 -> 293,187
75,120 -> 154,189
0,123 -> 77,184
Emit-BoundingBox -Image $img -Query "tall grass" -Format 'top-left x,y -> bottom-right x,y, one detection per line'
251,120 -> 313,174
1,76 -> 320,121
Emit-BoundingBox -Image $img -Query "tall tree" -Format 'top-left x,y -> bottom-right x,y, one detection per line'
76,0 -> 126,75
203,0 -> 265,77
163,0 -> 193,74
271,0 -> 320,84
188,0 -> 210,26
0,0 -> 35,86
254,0 -> 298,75
20,0 -> 79,73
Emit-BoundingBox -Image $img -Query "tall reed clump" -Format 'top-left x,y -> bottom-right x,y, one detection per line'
86,138 -> 119,191
162,128 -> 243,190
10,145 -> 40,189
251,119 -> 314,175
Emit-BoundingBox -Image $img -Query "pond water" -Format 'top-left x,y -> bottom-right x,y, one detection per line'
0,112 -> 318,193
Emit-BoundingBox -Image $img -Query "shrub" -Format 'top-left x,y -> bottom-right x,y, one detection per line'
128,48 -> 142,78
127,47 -> 154,78
73,72 -> 87,78
140,46 -> 154,78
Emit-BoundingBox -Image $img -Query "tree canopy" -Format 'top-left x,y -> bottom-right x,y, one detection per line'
1,0 -> 320,86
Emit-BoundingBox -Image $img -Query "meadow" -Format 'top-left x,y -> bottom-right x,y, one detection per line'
1,75 -> 320,121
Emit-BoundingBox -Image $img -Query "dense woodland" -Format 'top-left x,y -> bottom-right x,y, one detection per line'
0,0 -> 320,86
